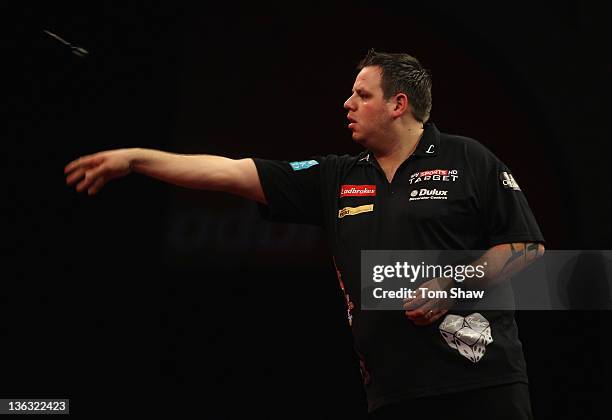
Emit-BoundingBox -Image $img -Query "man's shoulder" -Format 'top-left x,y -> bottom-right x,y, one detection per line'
438,130 -> 498,163
318,152 -> 365,162
315,152 -> 364,171
256,153 -> 361,173
439,130 -> 487,152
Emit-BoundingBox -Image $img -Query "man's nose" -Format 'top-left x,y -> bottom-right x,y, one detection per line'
344,96 -> 354,111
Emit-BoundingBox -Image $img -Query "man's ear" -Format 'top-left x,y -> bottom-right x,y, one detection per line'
390,93 -> 410,117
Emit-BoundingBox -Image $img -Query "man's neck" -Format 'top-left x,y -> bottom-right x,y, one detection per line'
373,125 -> 424,183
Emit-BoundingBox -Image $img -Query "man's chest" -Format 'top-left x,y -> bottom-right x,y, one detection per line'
336,161 -> 478,225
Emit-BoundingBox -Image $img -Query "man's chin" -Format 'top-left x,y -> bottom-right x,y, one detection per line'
351,132 -> 366,144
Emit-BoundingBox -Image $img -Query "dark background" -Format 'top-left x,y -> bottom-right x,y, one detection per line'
7,2 -> 611,418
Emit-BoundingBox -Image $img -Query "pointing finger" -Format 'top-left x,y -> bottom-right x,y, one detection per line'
66,168 -> 86,185
64,154 -> 101,174
64,156 -> 86,174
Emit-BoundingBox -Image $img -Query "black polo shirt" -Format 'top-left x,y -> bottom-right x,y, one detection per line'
253,123 -> 544,412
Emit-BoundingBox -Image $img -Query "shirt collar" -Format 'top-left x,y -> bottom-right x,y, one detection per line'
356,150 -> 372,165
357,122 -> 440,165
413,122 -> 440,158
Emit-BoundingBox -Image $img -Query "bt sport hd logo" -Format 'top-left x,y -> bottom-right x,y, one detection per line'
409,169 -> 459,184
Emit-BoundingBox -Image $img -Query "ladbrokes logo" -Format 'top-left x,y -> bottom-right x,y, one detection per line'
409,169 -> 459,184
409,188 -> 448,201
340,184 -> 376,197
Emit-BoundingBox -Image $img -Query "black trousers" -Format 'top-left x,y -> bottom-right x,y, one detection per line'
369,382 -> 533,420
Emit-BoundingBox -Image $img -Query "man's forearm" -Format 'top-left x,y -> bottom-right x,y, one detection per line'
464,242 -> 545,290
129,148 -> 237,191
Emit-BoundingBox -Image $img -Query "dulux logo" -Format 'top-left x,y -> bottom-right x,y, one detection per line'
411,188 -> 448,197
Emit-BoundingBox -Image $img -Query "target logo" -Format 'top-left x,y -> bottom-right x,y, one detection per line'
409,169 -> 459,184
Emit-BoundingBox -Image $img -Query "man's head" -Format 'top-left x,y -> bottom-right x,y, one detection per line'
344,49 -> 432,146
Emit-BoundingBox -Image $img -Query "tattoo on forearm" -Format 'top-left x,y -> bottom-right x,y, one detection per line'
501,243 -> 540,275
503,243 -> 526,271
527,243 -> 539,259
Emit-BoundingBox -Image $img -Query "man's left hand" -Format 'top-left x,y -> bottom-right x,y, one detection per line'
403,277 -> 455,326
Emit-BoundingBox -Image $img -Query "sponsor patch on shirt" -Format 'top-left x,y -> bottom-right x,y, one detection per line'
340,184 -> 376,197
409,169 -> 459,184
338,204 -> 374,218
289,160 -> 319,171
500,171 -> 521,191
409,188 -> 448,201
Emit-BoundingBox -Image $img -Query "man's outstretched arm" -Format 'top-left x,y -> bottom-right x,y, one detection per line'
64,148 -> 266,203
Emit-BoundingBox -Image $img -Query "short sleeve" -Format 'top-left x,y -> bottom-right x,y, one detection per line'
253,157 -> 326,226
467,141 -> 545,247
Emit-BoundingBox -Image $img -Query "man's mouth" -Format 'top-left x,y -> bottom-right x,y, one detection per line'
347,116 -> 357,129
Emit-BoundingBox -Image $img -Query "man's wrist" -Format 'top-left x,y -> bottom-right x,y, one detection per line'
439,276 -> 455,291
126,148 -> 145,173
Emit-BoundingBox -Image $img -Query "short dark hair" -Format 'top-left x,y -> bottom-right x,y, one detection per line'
358,49 -> 432,123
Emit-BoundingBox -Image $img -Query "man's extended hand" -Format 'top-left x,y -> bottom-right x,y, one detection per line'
403,277 -> 454,326
65,149 -> 134,195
